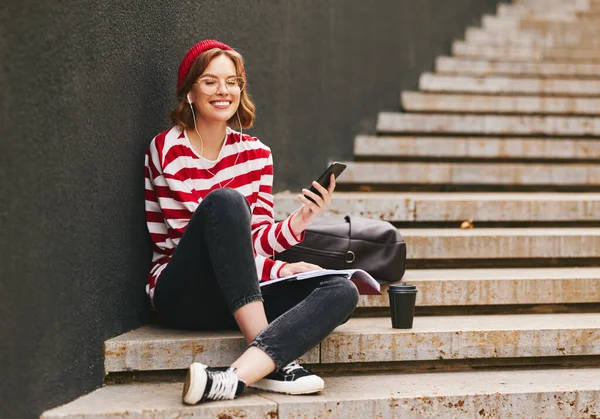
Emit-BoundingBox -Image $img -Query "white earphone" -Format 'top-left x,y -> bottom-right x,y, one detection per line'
187,94 -> 192,104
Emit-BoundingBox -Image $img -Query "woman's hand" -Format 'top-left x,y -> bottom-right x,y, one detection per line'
289,173 -> 336,237
279,261 -> 323,277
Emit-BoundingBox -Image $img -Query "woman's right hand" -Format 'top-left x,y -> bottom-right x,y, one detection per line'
280,261 -> 323,277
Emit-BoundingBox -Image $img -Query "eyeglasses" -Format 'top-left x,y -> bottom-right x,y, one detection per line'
193,76 -> 245,95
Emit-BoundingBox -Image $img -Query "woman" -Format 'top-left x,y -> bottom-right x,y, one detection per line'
144,40 -> 359,405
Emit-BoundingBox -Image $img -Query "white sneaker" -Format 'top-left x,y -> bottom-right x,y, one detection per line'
182,363 -> 245,405
250,361 -> 325,395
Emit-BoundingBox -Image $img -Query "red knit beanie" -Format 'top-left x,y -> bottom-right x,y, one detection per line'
177,40 -> 243,91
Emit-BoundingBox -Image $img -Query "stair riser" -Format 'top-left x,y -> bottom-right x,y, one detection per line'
498,4 -> 590,18
487,14 -> 583,25
454,42 -> 600,62
403,93 -> 600,115
275,193 -> 600,222
321,330 -> 600,364
358,276 -> 600,308
466,28 -> 600,48
105,338 -> 319,373
483,16 -> 600,32
418,75 -> 600,96
378,113 -> 600,136
404,233 -> 600,259
507,0 -> 591,11
340,162 -> 600,186
436,57 -> 600,77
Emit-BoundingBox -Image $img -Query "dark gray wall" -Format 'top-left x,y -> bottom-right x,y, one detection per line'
1,1 -> 504,417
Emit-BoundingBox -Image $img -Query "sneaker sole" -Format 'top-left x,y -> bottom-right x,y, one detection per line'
182,362 -> 208,405
250,377 -> 325,395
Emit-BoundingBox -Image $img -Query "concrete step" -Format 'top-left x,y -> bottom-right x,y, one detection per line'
358,267 -> 600,308
274,192 -> 600,222
418,74 -> 600,96
453,41 -> 600,63
323,314 -> 600,364
436,56 -> 600,77
105,313 -> 600,373
497,8 -> 600,21
355,134 -> 600,159
493,11 -> 582,23
337,161 -> 600,187
465,27 -> 600,48
402,227 -> 600,260
105,327 -> 319,373
402,92 -> 600,115
482,15 -> 600,32
41,368 -> 600,418
497,3 -> 585,18
377,112 -> 600,137
513,0 -> 591,11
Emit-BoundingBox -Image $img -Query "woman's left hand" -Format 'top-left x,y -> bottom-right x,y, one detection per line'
290,174 -> 336,236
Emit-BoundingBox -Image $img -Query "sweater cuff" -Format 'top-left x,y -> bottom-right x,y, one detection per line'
271,260 -> 288,279
285,214 -> 305,244
275,261 -> 288,278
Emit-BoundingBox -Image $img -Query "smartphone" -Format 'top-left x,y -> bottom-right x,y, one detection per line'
304,162 -> 347,204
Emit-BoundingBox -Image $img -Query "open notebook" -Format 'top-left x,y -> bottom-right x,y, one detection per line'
260,269 -> 381,296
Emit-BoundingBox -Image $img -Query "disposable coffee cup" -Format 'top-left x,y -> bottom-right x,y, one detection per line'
388,283 -> 418,329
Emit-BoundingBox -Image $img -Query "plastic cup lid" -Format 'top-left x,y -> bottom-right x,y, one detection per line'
388,282 -> 417,292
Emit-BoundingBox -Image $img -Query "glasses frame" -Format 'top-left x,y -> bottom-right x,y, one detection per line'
193,76 -> 246,96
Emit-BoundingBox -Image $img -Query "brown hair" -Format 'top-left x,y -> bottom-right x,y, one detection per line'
170,48 -> 256,131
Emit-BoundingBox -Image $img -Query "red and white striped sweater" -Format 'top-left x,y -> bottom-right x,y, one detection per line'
144,126 -> 304,303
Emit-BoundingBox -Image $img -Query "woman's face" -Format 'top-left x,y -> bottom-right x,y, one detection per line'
189,54 -> 242,126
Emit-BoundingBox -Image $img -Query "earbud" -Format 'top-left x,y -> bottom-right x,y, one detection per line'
187,95 -> 192,104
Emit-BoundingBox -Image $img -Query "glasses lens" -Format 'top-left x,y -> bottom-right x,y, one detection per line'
198,77 -> 245,95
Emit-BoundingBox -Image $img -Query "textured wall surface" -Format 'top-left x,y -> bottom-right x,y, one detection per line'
0,1 -> 504,417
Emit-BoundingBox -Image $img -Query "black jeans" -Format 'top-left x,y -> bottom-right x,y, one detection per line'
153,188 -> 359,370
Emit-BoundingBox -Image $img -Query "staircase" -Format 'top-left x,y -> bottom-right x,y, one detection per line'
43,1 -> 600,418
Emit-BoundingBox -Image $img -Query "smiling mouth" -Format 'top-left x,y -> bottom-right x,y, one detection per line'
210,101 -> 232,109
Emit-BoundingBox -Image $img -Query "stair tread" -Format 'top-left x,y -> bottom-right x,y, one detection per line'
41,368 -> 600,418
338,313 -> 600,334
41,383 -> 277,418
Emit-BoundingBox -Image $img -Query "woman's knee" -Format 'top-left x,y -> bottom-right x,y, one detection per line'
197,188 -> 251,219
322,276 -> 359,314
203,188 -> 248,208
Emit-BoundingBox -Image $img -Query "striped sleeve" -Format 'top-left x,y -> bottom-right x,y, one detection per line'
145,150 -> 169,251
251,151 -> 305,280
145,139 -> 198,244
